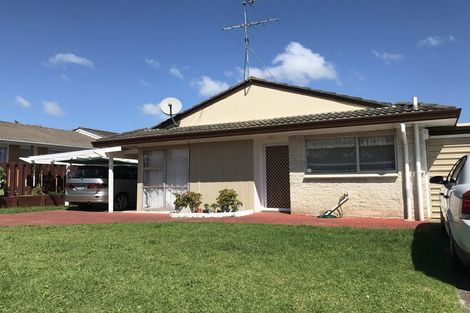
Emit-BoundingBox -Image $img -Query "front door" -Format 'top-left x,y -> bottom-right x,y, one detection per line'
265,145 -> 291,209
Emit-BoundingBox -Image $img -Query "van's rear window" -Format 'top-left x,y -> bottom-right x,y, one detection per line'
70,166 -> 108,179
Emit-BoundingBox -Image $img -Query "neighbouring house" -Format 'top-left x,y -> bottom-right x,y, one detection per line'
91,77 -> 464,220
0,122 -> 117,198
0,121 -> 116,162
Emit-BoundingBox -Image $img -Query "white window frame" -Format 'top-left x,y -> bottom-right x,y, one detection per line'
305,135 -> 397,174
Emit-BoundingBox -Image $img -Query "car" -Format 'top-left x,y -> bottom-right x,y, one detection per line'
65,165 -> 137,210
430,154 -> 470,270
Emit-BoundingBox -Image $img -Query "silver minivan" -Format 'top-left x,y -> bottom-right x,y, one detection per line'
65,165 -> 137,210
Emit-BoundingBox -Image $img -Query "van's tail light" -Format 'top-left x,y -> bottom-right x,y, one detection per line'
87,183 -> 108,189
461,191 -> 470,219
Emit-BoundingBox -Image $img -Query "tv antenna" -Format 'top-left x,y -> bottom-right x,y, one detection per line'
160,97 -> 182,127
223,0 -> 279,81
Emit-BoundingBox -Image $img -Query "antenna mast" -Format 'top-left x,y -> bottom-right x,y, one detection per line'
223,0 -> 278,81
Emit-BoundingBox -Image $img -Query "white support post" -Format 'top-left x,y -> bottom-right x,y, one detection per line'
64,164 -> 70,206
400,124 -> 412,220
108,157 -> 114,213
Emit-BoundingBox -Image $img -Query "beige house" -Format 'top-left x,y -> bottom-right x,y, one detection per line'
93,78 -> 462,221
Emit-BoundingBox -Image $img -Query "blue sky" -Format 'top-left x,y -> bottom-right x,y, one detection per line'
1,0 -> 469,132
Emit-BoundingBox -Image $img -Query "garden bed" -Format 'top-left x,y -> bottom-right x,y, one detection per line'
169,210 -> 254,218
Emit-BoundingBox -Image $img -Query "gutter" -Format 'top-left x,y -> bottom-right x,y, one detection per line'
413,97 -> 425,221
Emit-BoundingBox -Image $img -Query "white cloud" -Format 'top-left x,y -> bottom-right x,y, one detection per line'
48,53 -> 94,68
145,58 -> 160,70
372,50 -> 404,64
224,70 -> 235,77
61,74 -> 69,81
169,66 -> 184,79
139,78 -> 152,87
140,103 -> 163,117
193,76 -> 229,97
43,101 -> 64,116
249,42 -> 337,85
15,96 -> 31,108
418,35 -> 456,47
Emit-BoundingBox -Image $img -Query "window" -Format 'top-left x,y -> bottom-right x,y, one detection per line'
447,156 -> 466,184
19,147 -> 34,158
306,138 -> 357,173
142,149 -> 189,210
0,147 -> 6,163
306,135 -> 396,174
358,136 -> 396,171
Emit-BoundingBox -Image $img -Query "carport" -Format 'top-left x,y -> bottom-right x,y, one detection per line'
20,146 -> 138,213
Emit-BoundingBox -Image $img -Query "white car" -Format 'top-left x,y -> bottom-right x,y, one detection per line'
430,155 -> 470,270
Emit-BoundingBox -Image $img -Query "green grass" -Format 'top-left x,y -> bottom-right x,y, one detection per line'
0,222 -> 466,312
0,205 -> 67,215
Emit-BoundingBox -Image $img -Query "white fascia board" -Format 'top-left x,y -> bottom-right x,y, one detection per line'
20,146 -> 122,164
74,128 -> 102,139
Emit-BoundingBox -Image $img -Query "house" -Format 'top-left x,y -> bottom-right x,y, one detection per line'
0,121 -> 116,162
93,77 -> 462,220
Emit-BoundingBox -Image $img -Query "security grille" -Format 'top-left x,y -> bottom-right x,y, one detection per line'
265,145 -> 291,209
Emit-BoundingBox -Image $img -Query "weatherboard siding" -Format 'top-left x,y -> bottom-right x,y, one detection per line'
427,137 -> 470,219
189,140 -> 254,210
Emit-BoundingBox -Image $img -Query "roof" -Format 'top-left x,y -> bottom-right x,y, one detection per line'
74,127 -> 117,138
94,104 -> 460,147
155,77 -> 391,129
0,121 -> 96,149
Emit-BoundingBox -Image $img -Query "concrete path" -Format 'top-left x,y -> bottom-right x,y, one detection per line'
0,210 -> 423,229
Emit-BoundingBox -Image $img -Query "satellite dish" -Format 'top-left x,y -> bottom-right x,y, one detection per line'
160,97 -> 182,116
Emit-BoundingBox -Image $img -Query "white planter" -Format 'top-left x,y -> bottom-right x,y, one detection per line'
169,210 -> 254,218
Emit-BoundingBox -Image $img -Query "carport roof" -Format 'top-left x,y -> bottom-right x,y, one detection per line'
93,104 -> 460,147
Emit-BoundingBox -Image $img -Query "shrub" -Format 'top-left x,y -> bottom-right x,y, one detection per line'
216,189 -> 243,212
31,185 -> 43,196
173,191 -> 202,213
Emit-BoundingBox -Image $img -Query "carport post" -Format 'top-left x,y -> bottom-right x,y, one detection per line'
108,157 -> 114,213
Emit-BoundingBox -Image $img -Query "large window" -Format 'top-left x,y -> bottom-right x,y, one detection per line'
306,136 -> 396,174
142,149 -> 189,210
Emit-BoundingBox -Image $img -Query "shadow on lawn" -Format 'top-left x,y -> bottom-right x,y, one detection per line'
412,223 -> 470,292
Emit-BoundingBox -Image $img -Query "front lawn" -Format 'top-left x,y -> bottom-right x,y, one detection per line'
0,222 -> 465,312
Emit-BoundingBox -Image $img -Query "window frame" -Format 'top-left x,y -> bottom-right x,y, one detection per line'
305,135 -> 397,175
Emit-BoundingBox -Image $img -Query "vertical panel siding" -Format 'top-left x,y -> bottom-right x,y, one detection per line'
427,137 -> 470,218
189,140 -> 254,209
